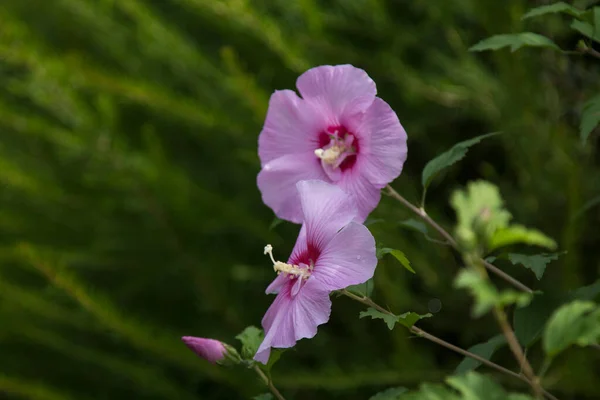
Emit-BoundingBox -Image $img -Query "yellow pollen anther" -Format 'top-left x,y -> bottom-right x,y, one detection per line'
315,145 -> 344,165
264,244 -> 311,280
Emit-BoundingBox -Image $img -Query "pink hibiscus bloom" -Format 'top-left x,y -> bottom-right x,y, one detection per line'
181,336 -> 228,364
257,64 -> 408,223
254,180 -> 377,364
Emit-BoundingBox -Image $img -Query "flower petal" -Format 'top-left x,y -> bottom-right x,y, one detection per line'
257,154 -> 329,224
254,279 -> 331,364
312,222 -> 377,291
258,90 -> 326,165
296,180 -> 357,250
351,97 -> 408,187
296,65 -> 377,119
265,273 -> 289,294
338,171 -> 382,223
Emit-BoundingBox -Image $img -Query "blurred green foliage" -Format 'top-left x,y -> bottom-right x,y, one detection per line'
0,0 -> 599,399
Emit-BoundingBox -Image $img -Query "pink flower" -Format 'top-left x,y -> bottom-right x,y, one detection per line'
257,64 -> 408,223
181,337 -> 227,364
254,180 -> 377,363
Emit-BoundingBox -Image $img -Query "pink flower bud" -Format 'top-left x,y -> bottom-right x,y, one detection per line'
181,336 -> 227,364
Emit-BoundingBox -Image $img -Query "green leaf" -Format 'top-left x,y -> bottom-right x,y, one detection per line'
399,218 -> 429,235
401,383 -> 459,400
489,225 -> 557,252
569,279 -> 600,301
571,18 -> 600,43
269,217 -> 284,230
369,387 -> 408,400
253,394 -> 274,400
359,308 -> 399,330
455,335 -> 506,374
422,132 -> 500,190
377,248 -> 415,274
455,270 -> 532,318
469,33 -> 560,52
235,326 -> 263,359
514,292 -> 563,347
450,180 -> 512,250
447,372 -> 516,400
580,94 -> 600,144
347,278 -> 375,297
397,311 -> 432,329
522,2 -> 585,19
543,300 -> 600,356
508,253 -> 560,280
265,348 -> 285,374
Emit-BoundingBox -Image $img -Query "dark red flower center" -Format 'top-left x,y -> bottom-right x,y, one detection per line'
316,125 -> 359,173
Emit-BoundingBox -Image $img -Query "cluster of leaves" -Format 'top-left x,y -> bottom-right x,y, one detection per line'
470,1 -> 600,144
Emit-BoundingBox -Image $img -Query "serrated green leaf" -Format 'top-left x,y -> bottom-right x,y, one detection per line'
455,270 -> 533,318
522,2 -> 585,20
571,18 -> 600,43
489,225 -> 557,251
369,387 -> 408,400
253,394 -> 274,400
455,335 -> 506,374
398,311 -> 432,328
543,300 -> 600,356
377,248 -> 415,274
422,132 -> 500,190
401,383 -> 459,400
359,307 -> 399,330
347,278 -> 375,297
508,253 -> 560,280
580,94 -> 600,144
399,218 -> 429,235
450,180 -> 512,250
469,33 -> 560,52
235,326 -> 263,359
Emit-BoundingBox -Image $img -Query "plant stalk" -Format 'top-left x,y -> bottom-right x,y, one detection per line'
341,290 -> 559,400
253,365 -> 286,400
384,185 -> 533,294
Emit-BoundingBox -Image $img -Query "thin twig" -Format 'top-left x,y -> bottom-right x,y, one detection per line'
493,307 -> 544,398
584,47 -> 600,60
253,365 -> 286,400
384,185 -> 534,294
341,290 -> 559,400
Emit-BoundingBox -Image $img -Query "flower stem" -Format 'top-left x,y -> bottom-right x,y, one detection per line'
493,306 -> 544,399
340,290 -> 559,400
253,365 -> 286,400
384,185 -> 533,294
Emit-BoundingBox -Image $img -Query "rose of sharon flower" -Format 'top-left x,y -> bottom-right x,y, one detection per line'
254,180 -> 377,363
257,64 -> 408,223
181,337 -> 240,366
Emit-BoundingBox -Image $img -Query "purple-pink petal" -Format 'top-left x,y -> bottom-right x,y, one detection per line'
312,222 -> 377,291
296,180 -> 357,249
296,65 -> 376,118
349,97 -> 408,188
254,279 -> 331,364
257,154 -> 329,224
181,337 -> 226,364
338,170 -> 383,223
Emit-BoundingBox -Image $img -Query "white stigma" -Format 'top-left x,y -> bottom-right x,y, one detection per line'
263,243 -> 311,280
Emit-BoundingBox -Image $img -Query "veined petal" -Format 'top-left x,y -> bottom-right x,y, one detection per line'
254,279 -> 331,364
257,154 -> 329,224
265,273 -> 289,294
312,222 -> 377,291
258,90 -> 326,165
338,171 -> 382,223
296,180 -> 357,250
351,97 -> 408,187
296,65 -> 376,118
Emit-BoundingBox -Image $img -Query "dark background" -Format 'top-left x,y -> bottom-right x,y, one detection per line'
0,0 -> 598,399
